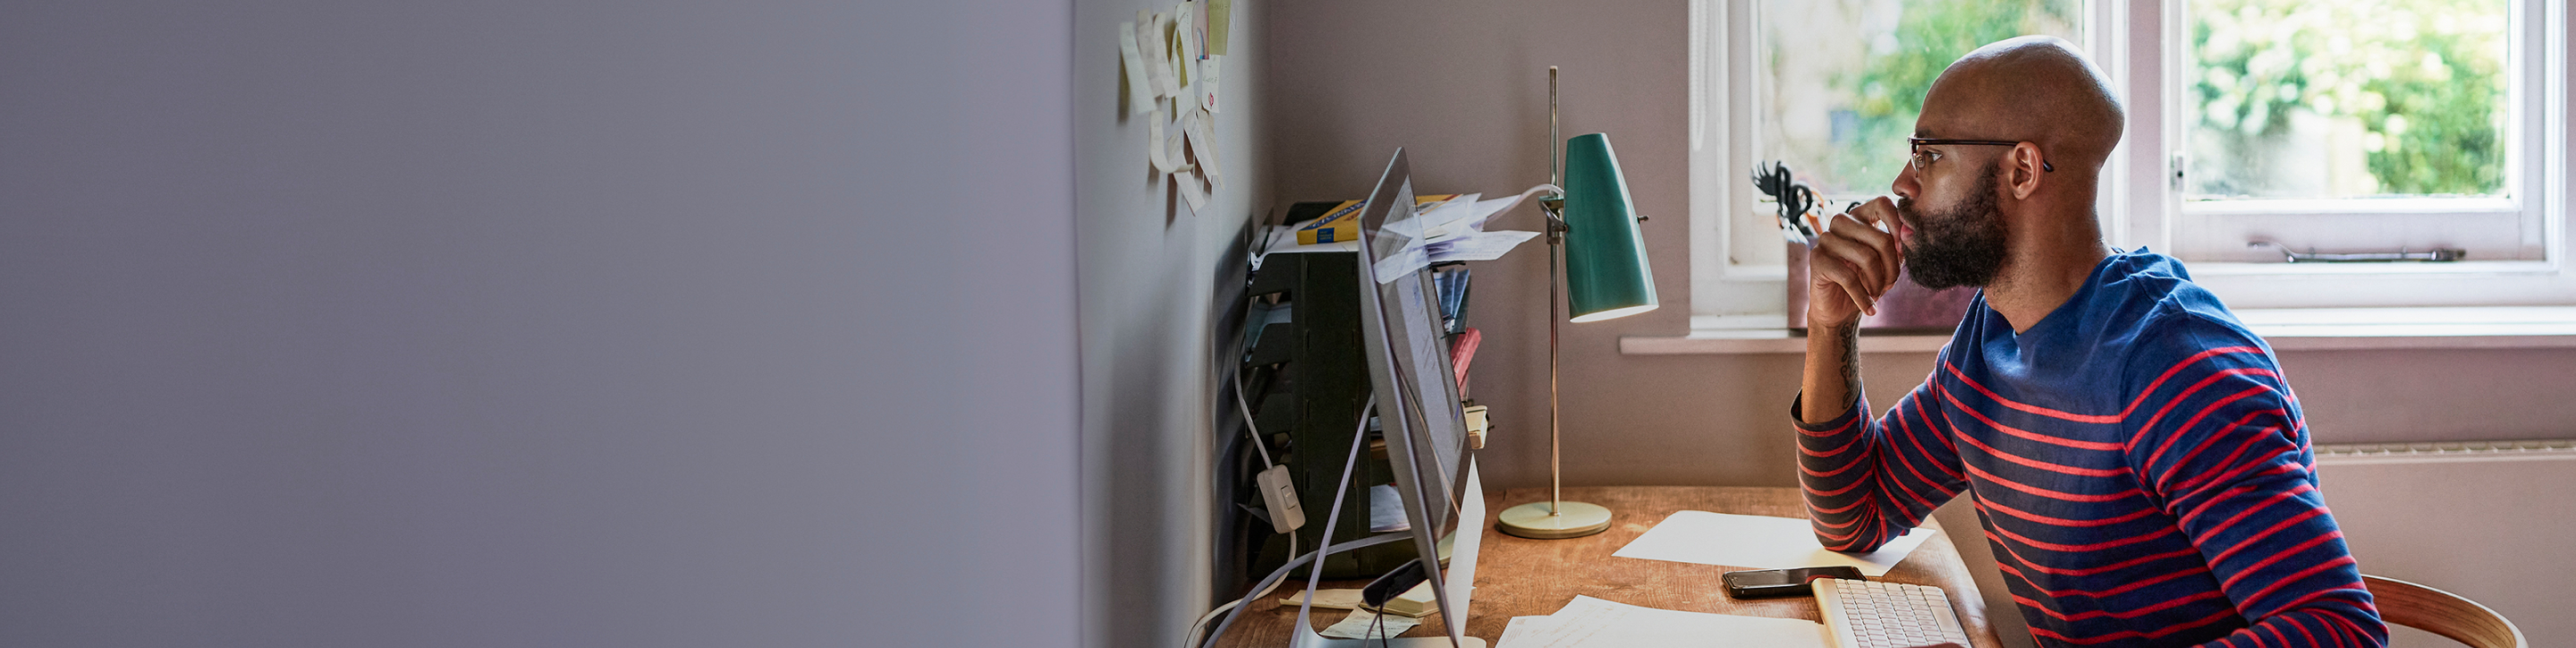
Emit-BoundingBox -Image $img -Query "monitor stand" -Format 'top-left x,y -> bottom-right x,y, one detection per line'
1286,451 -> 1487,647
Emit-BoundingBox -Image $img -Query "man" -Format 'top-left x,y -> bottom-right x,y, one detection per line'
1794,37 -> 2386,646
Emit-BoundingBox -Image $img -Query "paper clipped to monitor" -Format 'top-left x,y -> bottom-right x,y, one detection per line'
1611,510 -> 1931,577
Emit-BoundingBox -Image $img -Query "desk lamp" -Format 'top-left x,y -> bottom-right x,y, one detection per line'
1496,67 -> 1657,540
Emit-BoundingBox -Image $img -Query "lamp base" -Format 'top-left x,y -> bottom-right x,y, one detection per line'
1496,500 -> 1612,539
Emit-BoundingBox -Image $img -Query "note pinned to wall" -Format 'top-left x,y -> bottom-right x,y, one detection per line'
1174,2 -> 1200,90
1136,9 -> 1179,99
1611,510 -> 1932,576
1116,21 -> 1154,115
1174,168 -> 1210,212
1182,108 -> 1223,186
1200,55 -> 1223,114
1205,0 -> 1235,55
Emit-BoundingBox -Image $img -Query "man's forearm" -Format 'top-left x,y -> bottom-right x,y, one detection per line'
1801,322 -> 1861,424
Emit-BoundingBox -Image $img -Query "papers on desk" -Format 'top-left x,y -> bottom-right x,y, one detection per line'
1612,510 -> 1932,577
1321,609 -> 1422,640
1495,595 -> 1828,648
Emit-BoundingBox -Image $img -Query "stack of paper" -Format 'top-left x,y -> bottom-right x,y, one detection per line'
1496,596 -> 1829,648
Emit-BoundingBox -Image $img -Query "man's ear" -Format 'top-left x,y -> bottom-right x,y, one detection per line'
2007,143 -> 2044,200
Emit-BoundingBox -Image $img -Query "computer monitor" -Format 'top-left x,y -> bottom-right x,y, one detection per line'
1348,149 -> 1486,646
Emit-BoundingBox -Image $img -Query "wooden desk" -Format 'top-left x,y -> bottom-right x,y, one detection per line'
1218,486 -> 2004,648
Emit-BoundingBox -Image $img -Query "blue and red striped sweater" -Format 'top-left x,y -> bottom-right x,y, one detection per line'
1794,251 -> 2386,647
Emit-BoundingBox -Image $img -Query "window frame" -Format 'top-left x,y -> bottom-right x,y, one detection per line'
1687,0 -> 2575,329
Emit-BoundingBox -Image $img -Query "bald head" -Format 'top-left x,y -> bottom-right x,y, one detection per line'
1919,36 -> 2123,175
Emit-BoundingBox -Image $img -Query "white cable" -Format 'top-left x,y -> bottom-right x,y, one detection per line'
1196,397 -> 1381,648
1233,367 -> 1276,468
1235,294 -> 1277,468
1181,533 -> 1291,648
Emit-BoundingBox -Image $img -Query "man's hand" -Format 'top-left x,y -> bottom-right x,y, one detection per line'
1799,196 -> 1905,424
1804,197 -> 1906,328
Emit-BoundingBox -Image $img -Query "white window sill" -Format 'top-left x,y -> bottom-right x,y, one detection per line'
1626,307 -> 2576,354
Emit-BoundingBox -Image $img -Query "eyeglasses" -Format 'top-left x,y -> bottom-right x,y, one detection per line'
1907,138 -> 2054,173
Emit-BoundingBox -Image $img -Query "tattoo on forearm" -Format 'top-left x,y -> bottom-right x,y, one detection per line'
1835,324 -> 1860,411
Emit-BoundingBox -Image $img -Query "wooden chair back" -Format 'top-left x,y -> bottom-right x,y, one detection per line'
2363,575 -> 2524,648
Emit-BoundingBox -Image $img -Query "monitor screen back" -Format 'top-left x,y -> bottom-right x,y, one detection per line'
1352,149 -> 1470,541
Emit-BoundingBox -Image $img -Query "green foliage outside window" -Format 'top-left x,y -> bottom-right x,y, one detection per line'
1834,0 -> 2079,187
2192,0 -> 2506,197
1823,0 -> 2505,198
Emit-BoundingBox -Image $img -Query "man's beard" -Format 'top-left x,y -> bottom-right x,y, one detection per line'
1900,163 -> 2008,290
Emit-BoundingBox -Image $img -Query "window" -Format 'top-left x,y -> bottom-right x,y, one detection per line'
1690,0 -> 2572,326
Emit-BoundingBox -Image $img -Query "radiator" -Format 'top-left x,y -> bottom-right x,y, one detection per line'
2317,439 -> 2576,647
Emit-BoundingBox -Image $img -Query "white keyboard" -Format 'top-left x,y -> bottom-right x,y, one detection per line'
1812,577 -> 1971,648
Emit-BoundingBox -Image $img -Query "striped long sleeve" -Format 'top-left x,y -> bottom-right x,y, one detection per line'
1787,251 -> 2385,647
1794,382 -> 1963,554
2120,320 -> 2383,647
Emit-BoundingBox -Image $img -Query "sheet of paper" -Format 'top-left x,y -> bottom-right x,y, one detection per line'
1116,22 -> 1154,115
1147,108 -> 1177,173
1426,229 -> 1540,263
1374,243 -> 1432,284
1205,0 -> 1234,55
1320,609 -> 1421,640
1136,10 -> 1178,99
1284,588 -> 1368,610
1612,510 -> 1932,577
1174,2 -> 1200,90
1495,616 -> 1563,648
1506,595 -> 1827,648
1471,184 -> 1563,231
1174,167 -> 1209,213
1165,118 -> 1191,174
1201,55 -> 1223,113
1414,193 -> 1483,242
1182,108 -> 1223,186
1368,484 -> 1411,532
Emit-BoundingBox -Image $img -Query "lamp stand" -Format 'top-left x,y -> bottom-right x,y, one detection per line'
1496,66 -> 1612,541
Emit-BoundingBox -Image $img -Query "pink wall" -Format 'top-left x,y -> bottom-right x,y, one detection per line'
1265,0 -> 2576,495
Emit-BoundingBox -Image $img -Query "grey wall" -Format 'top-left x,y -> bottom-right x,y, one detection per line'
1074,2 -> 1270,648
0,2 -> 1077,646
1269,0 -> 2576,645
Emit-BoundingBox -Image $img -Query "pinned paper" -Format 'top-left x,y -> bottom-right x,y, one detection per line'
1116,21 -> 1154,115
1182,108 -> 1223,186
1175,168 -> 1210,212
1174,2 -> 1200,89
1165,115 -> 1191,173
1201,55 -> 1224,113
1148,108 -> 1177,173
1136,10 -> 1178,99
1206,0 -> 1235,55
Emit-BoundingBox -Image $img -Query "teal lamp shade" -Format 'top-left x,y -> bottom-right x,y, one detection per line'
1561,133 -> 1657,323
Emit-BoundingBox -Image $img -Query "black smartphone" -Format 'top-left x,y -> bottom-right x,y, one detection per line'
1722,567 -> 1865,599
